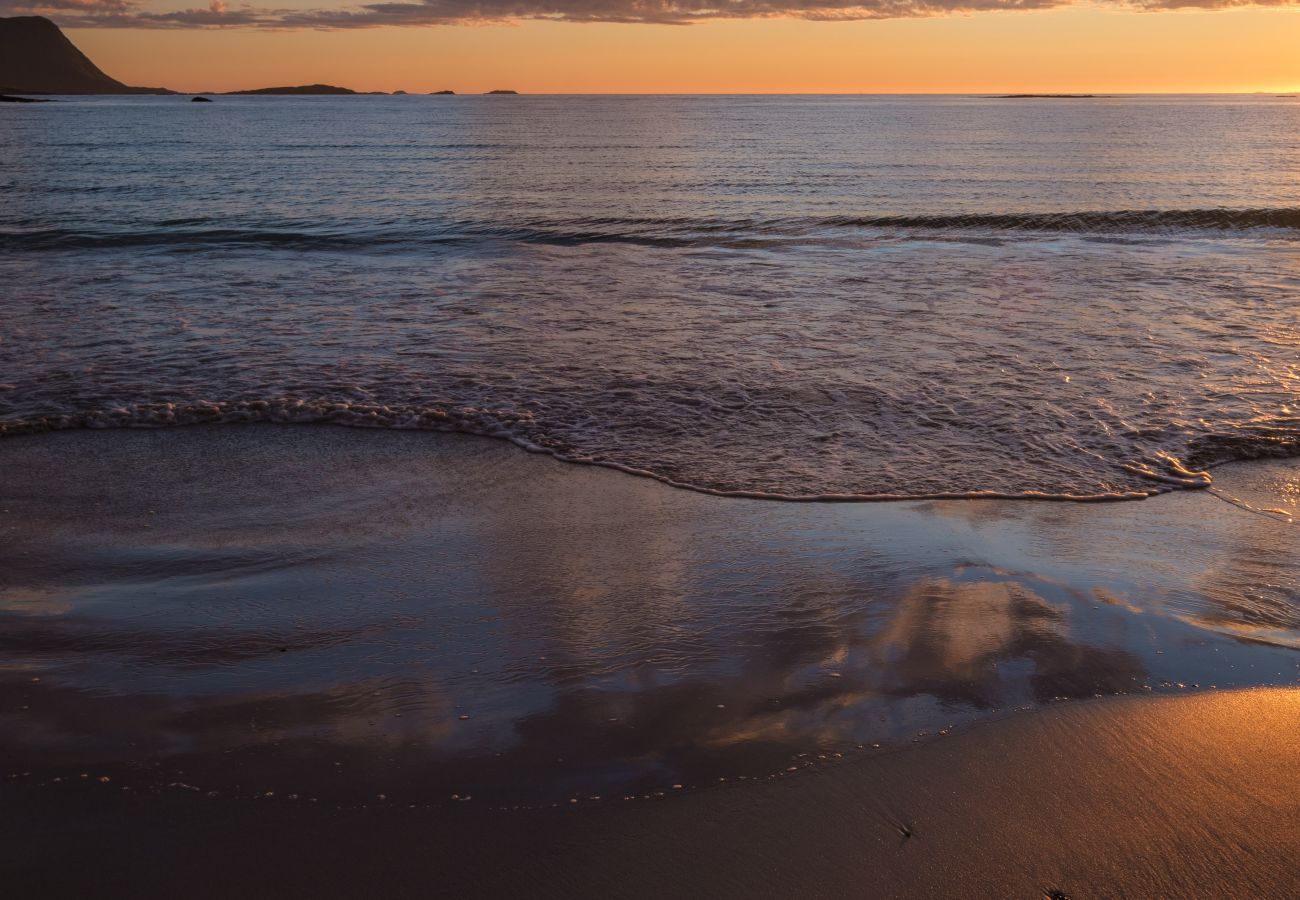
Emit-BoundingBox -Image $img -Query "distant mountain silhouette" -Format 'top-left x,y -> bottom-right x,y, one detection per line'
0,16 -> 171,94
486,90 -> 519,95
227,84 -> 357,95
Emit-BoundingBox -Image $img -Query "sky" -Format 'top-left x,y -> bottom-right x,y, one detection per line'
11,0 -> 1300,92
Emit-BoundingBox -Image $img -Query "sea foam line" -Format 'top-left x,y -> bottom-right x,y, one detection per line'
0,398 -> 1177,504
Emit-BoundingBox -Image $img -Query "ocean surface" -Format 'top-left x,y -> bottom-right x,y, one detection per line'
2,94 -> 1299,499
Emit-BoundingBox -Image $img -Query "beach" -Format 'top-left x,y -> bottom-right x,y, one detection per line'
1,425 -> 1296,897
4,688 -> 1297,899
4,92 -> 1299,897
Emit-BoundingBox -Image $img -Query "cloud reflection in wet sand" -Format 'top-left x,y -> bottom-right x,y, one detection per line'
0,426 -> 1295,804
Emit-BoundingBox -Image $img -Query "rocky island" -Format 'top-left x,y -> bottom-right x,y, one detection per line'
990,94 -> 1104,99
0,16 -> 171,94
226,84 -> 357,95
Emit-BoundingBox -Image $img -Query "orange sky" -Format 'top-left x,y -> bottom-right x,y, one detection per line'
68,8 -> 1300,94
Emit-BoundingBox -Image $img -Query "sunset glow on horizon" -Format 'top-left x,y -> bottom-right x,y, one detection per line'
55,7 -> 1300,94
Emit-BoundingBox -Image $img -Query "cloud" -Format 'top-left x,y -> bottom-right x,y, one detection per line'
0,0 -> 271,23
281,0 -> 1065,27
8,0 -> 1299,28
134,2 -> 271,24
0,0 -> 132,13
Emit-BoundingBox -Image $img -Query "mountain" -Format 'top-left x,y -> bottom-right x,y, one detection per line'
0,16 -> 170,94
227,84 -> 357,95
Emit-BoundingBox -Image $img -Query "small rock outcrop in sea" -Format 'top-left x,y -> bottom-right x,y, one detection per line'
191,96 -> 213,103
0,93 -> 49,102
431,90 -> 455,95
990,94 -> 1102,99
486,89 -> 518,95
0,15 -> 172,94
226,84 -> 357,95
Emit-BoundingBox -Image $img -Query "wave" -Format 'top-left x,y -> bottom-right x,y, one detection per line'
0,228 -> 448,252
4,398 -> 1296,505
0,225 -> 709,252
818,208 -> 1300,233
3,208 -> 1297,252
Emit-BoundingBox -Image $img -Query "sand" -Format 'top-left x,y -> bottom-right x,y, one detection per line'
3,688 -> 1296,898
1,424 -> 1297,897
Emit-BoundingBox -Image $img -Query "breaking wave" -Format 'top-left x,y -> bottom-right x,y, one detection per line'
3,398 -> 1296,504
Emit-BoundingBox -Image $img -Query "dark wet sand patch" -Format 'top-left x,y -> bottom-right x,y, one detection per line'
2,688 -> 1296,899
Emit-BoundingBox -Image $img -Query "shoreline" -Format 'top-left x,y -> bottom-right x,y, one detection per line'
0,414 -> 1258,504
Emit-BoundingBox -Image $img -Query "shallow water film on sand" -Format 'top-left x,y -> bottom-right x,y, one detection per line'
1,428 -> 1296,805
2,95 -> 1299,499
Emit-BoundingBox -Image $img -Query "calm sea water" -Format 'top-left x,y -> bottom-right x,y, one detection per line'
2,94 -> 1298,499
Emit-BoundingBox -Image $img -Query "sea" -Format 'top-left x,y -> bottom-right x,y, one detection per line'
2,94 -> 1298,501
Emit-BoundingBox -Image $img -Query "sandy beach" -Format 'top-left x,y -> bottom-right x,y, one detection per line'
2,688 -> 1296,899
1,425 -> 1296,897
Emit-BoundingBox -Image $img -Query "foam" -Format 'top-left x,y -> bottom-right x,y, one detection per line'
0,399 -> 1243,504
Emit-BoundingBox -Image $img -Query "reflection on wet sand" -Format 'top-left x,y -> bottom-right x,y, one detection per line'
871,578 -> 1146,707
0,426 -> 1296,804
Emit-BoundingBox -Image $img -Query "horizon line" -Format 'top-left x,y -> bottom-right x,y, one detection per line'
44,90 -> 1300,95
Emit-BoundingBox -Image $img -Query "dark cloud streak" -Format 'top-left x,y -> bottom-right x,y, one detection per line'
8,0 -> 1299,28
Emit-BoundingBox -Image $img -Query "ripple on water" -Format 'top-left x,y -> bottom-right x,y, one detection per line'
3,97 -> 1299,498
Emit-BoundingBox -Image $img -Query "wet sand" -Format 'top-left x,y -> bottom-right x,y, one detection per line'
4,688 -> 1296,898
1,425 -> 1298,896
